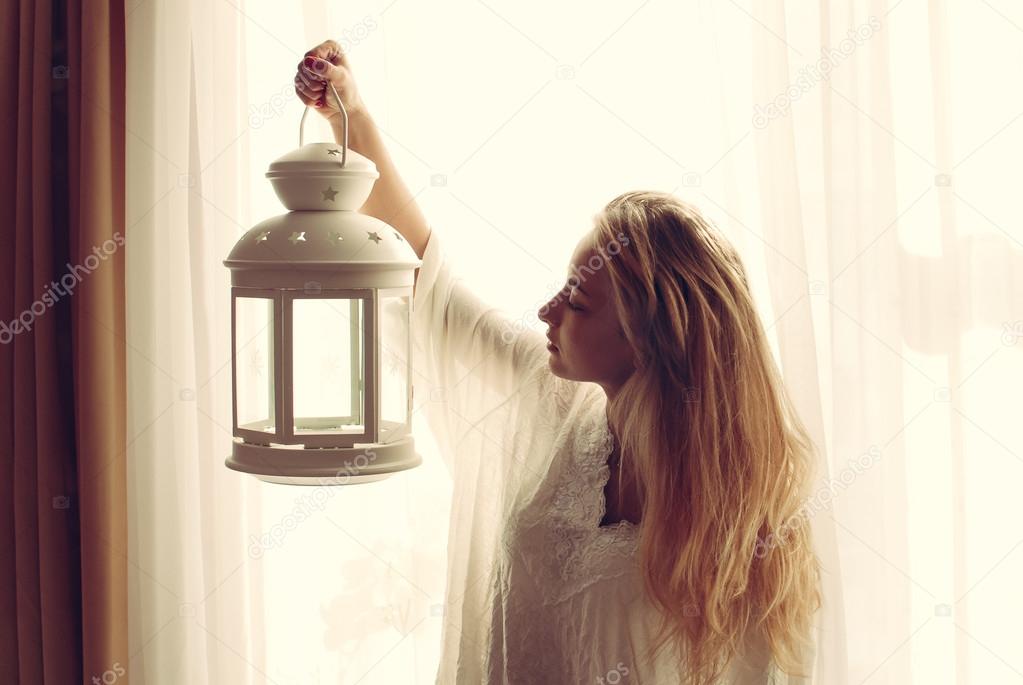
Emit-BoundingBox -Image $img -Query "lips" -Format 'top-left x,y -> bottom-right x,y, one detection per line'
546,336 -> 558,351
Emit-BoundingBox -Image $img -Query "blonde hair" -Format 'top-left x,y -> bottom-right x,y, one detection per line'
592,191 -> 821,683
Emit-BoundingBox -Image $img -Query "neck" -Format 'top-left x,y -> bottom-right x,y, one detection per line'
601,385 -> 621,445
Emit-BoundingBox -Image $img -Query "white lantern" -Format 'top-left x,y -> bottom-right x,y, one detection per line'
224,94 -> 421,485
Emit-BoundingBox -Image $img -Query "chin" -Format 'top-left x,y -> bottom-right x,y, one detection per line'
546,357 -> 587,383
546,354 -> 568,378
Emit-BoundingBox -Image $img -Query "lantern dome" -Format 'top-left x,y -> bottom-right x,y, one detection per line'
266,141 -> 378,210
224,211 -> 421,289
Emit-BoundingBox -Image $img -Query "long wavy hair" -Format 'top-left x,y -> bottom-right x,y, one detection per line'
591,191 -> 822,683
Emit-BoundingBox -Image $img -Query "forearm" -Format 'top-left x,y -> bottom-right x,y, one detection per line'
331,110 -> 431,260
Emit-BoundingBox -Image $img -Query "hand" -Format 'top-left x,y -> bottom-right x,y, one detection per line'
294,39 -> 367,123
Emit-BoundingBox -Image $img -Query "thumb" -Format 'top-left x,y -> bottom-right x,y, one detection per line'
306,39 -> 350,68
303,55 -> 339,82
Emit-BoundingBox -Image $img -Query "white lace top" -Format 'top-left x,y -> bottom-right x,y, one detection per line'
411,228 -> 782,684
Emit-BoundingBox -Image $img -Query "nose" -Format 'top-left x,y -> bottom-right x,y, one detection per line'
537,291 -> 563,326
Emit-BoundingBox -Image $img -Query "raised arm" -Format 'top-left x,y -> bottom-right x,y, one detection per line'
341,111 -> 431,261
294,39 -> 431,261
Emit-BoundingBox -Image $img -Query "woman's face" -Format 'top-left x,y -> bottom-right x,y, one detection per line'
537,232 -> 636,394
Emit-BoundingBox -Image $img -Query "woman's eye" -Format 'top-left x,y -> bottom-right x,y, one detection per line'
558,283 -> 583,311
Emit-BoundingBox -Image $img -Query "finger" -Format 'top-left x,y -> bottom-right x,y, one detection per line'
298,89 -> 326,109
295,68 -> 320,91
299,58 -> 329,82
297,58 -> 323,82
309,39 -> 349,67
294,84 -> 315,106
300,65 -> 326,85
304,40 -> 341,66
293,75 -> 321,103
303,40 -> 332,59
302,55 -> 337,81
305,39 -> 351,69
322,39 -> 350,68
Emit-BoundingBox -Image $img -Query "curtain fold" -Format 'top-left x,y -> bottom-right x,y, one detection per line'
0,0 -> 82,681
67,0 -> 130,681
67,1 -> 130,682
749,2 -> 849,682
1,0 -> 128,682
125,1 -> 268,682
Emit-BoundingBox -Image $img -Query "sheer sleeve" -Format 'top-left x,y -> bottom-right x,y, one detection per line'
410,227 -> 591,481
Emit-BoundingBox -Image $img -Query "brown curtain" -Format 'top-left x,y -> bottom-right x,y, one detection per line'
0,0 -> 128,682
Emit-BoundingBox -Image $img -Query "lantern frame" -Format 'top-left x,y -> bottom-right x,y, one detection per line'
281,287 -> 375,448
230,287 -> 282,445
224,82 -> 421,485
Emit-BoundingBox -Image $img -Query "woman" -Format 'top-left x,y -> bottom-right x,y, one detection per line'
294,39 -> 822,685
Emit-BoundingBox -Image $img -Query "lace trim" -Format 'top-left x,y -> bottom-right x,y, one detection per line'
531,395 -> 640,607
591,411 -> 639,533
496,394 -> 645,678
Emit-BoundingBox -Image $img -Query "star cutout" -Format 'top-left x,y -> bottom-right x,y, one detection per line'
254,230 -> 270,243
367,231 -> 382,244
328,231 -> 344,244
326,148 -> 341,156
321,186 -> 338,201
289,231 -> 306,245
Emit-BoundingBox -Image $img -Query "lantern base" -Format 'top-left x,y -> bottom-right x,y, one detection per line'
225,434 -> 420,486
248,472 -> 393,486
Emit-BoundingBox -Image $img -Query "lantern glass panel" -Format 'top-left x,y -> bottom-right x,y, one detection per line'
292,297 -> 365,435
235,296 -> 275,433
379,292 -> 411,442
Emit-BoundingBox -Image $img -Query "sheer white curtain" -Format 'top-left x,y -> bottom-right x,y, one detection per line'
125,1 -> 449,682
124,0 -> 1022,682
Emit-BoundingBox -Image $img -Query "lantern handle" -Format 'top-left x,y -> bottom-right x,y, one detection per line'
298,80 -> 348,168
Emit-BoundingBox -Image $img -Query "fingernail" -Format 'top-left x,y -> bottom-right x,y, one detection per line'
304,57 -> 315,68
